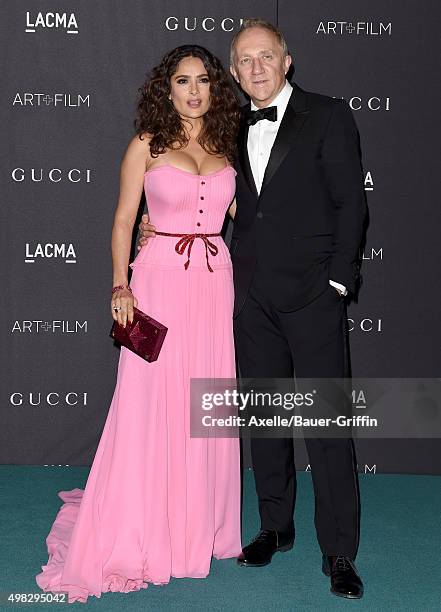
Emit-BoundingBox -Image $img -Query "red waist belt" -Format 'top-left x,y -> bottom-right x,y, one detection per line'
155,231 -> 221,272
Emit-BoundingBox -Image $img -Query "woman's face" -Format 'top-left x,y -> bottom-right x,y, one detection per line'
169,56 -> 211,120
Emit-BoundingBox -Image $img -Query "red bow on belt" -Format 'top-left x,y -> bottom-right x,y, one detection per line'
155,231 -> 221,272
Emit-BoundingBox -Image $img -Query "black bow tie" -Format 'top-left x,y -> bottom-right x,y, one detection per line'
245,106 -> 277,126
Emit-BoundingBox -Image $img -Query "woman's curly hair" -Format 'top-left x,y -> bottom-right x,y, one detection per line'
134,45 -> 240,163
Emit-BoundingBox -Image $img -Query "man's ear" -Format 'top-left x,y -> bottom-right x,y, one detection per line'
230,64 -> 239,83
284,54 -> 292,75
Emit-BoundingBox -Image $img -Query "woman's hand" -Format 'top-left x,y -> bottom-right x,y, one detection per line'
111,288 -> 138,328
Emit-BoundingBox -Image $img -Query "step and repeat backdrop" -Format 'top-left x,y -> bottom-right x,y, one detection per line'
1,1 -> 440,473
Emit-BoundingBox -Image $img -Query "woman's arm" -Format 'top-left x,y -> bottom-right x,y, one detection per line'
111,134 -> 150,287
228,197 -> 237,220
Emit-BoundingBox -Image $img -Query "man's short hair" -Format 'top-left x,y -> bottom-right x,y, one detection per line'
230,18 -> 289,66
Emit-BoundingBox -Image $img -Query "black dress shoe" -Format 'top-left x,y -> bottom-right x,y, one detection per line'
322,555 -> 364,599
237,529 -> 294,567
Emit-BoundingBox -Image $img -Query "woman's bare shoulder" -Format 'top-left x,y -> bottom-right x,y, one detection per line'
129,131 -> 153,150
123,132 -> 153,171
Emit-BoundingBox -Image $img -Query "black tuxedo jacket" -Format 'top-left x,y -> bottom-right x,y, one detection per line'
231,82 -> 367,317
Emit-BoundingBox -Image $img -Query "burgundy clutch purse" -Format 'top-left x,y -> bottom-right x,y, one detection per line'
110,306 -> 168,362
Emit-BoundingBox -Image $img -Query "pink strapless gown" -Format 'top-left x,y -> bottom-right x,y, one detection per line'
35,165 -> 242,603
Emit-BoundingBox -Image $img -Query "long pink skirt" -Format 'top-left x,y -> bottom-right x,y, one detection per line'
35,262 -> 242,603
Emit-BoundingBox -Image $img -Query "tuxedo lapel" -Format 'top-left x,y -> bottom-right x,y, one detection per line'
260,84 -> 310,195
238,105 -> 258,198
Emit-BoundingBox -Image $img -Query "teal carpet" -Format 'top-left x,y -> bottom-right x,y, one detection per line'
1,467 -> 440,610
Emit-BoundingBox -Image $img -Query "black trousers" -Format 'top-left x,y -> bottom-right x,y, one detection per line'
233,272 -> 360,558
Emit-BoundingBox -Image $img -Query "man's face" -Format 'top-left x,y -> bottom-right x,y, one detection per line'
230,27 -> 291,108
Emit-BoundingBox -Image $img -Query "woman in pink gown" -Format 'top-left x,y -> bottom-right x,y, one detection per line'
35,45 -> 242,603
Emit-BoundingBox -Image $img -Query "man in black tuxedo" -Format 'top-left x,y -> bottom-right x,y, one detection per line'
228,19 -> 366,599
138,18 -> 366,600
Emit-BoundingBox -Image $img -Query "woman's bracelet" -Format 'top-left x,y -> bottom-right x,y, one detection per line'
112,284 -> 132,295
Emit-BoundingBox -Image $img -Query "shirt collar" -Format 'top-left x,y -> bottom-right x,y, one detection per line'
250,80 -> 293,122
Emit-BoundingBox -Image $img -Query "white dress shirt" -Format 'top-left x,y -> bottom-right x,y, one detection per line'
247,80 -> 347,296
